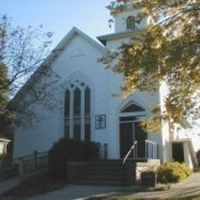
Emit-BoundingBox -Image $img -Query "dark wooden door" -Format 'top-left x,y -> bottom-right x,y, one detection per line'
120,123 -> 133,158
172,142 -> 184,163
135,122 -> 147,158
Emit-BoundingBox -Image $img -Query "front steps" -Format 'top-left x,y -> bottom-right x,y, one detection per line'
75,160 -> 126,186
71,159 -> 160,186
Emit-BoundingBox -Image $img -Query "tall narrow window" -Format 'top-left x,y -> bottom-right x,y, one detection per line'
85,87 -> 90,116
64,89 -> 70,138
64,78 -> 91,141
85,87 -> 91,141
127,16 -> 136,30
74,88 -> 81,116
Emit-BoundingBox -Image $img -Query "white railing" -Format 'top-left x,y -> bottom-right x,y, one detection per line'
123,140 -> 159,165
123,141 -> 137,165
145,140 -> 159,159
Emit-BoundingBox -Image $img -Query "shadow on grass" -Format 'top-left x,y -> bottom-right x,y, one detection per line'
0,169 -> 67,200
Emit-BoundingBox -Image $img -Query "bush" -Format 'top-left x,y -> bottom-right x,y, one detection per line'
0,153 -> 9,160
49,138 -> 99,177
157,162 -> 192,183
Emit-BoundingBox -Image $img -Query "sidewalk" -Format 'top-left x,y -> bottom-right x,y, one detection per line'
119,173 -> 200,199
1,173 -> 200,200
27,185 -> 122,200
27,173 -> 200,200
0,177 -> 20,196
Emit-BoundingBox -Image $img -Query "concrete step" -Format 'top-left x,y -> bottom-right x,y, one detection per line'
80,174 -> 125,181
75,180 -> 125,186
87,166 -> 124,172
84,169 -> 125,176
75,160 -> 127,186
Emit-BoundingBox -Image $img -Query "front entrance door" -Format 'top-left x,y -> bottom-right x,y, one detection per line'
172,142 -> 184,163
135,122 -> 147,158
120,121 -> 147,158
120,122 -> 133,158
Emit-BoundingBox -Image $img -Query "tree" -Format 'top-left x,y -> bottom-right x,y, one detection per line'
0,61 -> 10,137
0,14 -> 60,131
104,0 -> 200,131
0,62 -> 8,114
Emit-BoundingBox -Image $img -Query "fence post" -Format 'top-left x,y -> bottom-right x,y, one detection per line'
104,144 -> 108,160
34,151 -> 38,170
96,143 -> 101,159
18,158 -> 25,179
145,140 -> 148,159
157,144 -> 159,159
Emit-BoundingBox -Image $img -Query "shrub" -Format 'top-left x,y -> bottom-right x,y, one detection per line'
49,138 -> 99,177
0,153 -> 9,160
157,162 -> 192,183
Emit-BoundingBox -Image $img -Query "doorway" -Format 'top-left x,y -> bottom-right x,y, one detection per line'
120,120 -> 147,158
119,102 -> 147,159
172,142 -> 185,163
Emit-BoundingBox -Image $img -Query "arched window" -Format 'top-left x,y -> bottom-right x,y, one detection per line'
120,102 -> 145,122
121,103 -> 145,113
64,78 -> 91,141
127,16 -> 136,30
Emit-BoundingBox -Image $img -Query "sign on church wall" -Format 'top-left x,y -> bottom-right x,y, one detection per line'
95,114 -> 106,129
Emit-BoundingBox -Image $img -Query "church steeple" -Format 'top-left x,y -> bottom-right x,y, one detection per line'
110,2 -> 147,33
97,1 -> 147,47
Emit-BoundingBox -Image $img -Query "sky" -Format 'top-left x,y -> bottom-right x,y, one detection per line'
0,0 -> 113,47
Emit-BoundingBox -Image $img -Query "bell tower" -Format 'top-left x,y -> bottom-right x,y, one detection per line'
111,4 -> 147,33
98,2 -> 147,47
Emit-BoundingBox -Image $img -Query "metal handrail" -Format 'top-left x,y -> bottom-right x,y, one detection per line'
145,140 -> 157,145
123,141 -> 137,165
145,140 -> 159,159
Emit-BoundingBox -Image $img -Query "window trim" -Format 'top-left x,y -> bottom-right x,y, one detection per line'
64,78 -> 91,141
126,16 -> 136,30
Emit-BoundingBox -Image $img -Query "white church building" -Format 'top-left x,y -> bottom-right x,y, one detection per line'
13,4 -> 199,168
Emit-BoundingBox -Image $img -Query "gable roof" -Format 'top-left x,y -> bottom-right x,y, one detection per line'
97,30 -> 142,45
11,27 -> 108,105
56,27 -> 107,54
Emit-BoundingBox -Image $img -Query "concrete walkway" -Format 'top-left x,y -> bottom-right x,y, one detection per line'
120,173 -> 200,199
0,177 -> 20,195
27,185 -> 122,200
26,173 -> 200,200
1,173 -> 200,200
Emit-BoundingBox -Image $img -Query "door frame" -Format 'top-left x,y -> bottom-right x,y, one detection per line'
172,142 -> 185,163
118,101 -> 147,159
119,115 -> 147,159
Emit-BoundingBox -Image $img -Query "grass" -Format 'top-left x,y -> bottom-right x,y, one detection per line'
86,184 -> 172,200
87,195 -> 200,200
0,170 -> 67,200
86,180 -> 200,200
117,183 -> 171,193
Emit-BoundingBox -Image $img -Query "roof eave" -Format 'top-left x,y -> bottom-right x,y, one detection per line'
11,27 -> 108,105
97,30 -> 142,45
